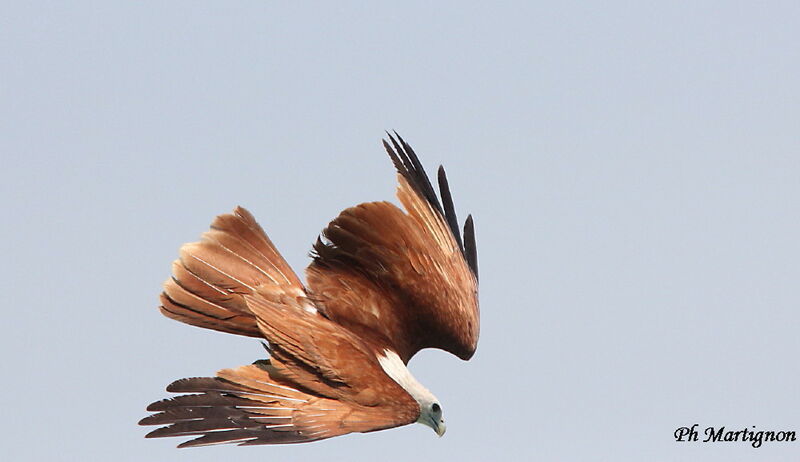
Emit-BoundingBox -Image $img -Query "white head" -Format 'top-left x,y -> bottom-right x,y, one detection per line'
377,349 -> 446,436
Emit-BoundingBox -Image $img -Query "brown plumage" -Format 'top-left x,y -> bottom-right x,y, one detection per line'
140,133 -> 479,447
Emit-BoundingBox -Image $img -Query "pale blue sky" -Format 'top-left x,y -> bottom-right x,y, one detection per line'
1,2 -> 798,461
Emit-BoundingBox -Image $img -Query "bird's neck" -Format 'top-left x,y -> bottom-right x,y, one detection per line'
376,349 -> 438,411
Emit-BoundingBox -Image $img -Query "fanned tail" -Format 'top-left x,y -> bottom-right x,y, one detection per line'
159,206 -> 306,337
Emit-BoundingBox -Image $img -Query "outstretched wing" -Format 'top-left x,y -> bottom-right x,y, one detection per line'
306,133 -> 479,362
140,362 -> 418,447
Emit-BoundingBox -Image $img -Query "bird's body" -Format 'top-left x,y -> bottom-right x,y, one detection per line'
140,134 -> 479,447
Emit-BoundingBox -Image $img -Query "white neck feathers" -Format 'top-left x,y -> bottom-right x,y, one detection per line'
376,349 -> 438,410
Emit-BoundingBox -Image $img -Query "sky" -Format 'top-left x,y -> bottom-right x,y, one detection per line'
1,2 -> 798,461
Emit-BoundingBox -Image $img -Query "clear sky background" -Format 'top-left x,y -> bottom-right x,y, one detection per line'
2,2 -> 798,461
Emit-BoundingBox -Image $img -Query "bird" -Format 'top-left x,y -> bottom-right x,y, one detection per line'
139,133 -> 479,447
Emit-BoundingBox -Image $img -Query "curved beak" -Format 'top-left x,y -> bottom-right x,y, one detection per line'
433,419 -> 446,437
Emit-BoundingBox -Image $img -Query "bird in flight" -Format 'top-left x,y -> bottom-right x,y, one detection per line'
139,133 -> 479,447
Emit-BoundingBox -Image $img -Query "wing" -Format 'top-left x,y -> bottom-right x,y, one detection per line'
146,210 -> 421,446
158,206 -> 305,338
306,133 -> 479,362
155,206 -> 416,397
140,362 -> 418,447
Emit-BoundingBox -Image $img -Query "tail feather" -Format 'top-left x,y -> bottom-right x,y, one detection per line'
156,207 -> 305,337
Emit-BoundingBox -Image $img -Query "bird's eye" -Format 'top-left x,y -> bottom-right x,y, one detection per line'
431,403 -> 440,414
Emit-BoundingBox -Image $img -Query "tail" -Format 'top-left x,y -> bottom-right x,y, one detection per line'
158,207 -> 306,337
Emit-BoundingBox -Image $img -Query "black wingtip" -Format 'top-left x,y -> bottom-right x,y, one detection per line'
145,398 -> 171,412
437,165 -> 464,250
382,132 -> 444,216
463,214 -> 478,281
165,379 -> 184,393
382,131 -> 478,281
382,138 -> 404,174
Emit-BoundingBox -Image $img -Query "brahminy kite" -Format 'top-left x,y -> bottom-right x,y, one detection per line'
139,133 -> 479,447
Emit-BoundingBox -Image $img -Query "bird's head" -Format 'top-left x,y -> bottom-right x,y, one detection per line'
418,400 -> 446,437
377,349 -> 447,437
